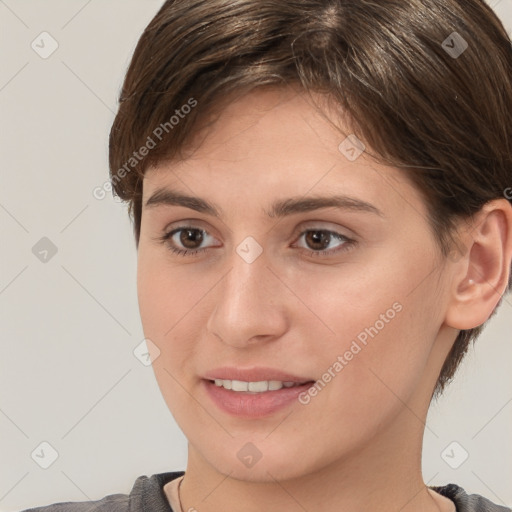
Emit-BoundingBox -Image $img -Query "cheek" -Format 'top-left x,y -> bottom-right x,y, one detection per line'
137,248 -> 200,336
136,251 -> 218,384
137,252 -> 184,361
136,255 -> 202,421
295,257 -> 440,408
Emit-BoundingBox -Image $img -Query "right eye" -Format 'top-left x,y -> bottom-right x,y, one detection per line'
158,226 -> 219,257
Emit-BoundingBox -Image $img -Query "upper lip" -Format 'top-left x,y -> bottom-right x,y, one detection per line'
203,367 -> 315,383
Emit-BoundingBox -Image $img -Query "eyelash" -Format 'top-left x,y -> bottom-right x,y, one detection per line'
156,225 -> 356,258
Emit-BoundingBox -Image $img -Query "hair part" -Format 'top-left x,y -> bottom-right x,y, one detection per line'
109,0 -> 512,399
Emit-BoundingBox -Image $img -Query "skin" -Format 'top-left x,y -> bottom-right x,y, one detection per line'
136,85 -> 512,512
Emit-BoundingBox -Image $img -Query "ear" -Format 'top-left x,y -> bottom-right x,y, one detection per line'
444,198 -> 512,330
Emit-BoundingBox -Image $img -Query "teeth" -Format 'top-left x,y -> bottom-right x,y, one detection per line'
268,380 -> 284,391
213,379 -> 306,392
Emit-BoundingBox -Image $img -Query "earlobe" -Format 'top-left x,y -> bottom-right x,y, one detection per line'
444,199 -> 512,330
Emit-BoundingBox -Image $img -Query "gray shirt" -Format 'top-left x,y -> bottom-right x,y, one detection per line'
19,471 -> 512,512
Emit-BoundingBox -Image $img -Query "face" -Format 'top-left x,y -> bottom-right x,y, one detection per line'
137,86 -> 456,482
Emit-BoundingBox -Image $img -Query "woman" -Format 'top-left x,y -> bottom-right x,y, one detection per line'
22,0 -> 512,510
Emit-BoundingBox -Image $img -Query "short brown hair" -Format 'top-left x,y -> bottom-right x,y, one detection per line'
108,0 -> 512,399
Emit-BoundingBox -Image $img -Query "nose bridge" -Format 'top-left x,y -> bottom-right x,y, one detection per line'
221,245 -> 272,317
207,242 -> 285,345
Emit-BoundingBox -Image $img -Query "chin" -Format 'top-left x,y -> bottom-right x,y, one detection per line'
200,441 -> 316,483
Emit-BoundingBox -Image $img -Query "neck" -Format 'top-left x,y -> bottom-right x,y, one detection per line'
177,407 -> 452,512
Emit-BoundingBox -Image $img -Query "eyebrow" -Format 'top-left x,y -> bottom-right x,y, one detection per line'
144,188 -> 384,218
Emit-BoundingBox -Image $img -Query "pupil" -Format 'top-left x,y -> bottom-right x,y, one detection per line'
307,230 -> 329,250
181,229 -> 203,249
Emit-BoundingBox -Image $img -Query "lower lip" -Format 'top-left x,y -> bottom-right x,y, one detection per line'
202,379 -> 315,418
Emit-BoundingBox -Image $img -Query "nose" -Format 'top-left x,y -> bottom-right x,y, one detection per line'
206,246 -> 289,348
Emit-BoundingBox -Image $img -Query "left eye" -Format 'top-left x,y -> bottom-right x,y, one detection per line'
158,227 -> 355,258
293,229 -> 354,257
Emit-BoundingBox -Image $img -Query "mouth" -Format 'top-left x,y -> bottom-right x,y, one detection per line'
203,366 -> 315,385
201,367 -> 316,417
202,376 -> 316,418
208,378 -> 315,393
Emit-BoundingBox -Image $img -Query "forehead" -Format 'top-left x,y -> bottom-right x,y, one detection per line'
142,86 -> 426,221
186,85 -> 347,159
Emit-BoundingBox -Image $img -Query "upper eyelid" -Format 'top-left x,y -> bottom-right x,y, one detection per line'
163,226 -> 354,259
165,224 -> 354,244
164,217 -> 354,233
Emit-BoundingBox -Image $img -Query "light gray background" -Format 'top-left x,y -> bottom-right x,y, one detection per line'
0,1 -> 511,511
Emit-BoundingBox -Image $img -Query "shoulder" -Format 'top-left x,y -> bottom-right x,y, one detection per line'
430,483 -> 511,512
18,471 -> 185,512
18,493 -> 130,512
